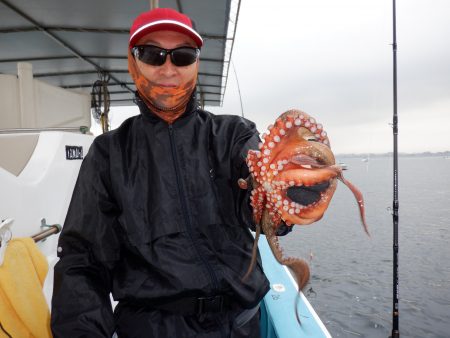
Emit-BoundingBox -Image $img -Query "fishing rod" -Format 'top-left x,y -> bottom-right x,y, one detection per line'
391,0 -> 400,337
232,60 -> 245,118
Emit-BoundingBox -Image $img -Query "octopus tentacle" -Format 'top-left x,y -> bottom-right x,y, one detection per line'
338,174 -> 370,236
316,164 -> 370,236
260,209 -> 309,324
241,224 -> 261,282
261,211 -> 310,290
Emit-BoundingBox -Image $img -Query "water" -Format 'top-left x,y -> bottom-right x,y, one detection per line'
279,156 -> 450,337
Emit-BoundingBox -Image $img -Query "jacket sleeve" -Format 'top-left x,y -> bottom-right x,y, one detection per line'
229,117 -> 259,231
51,137 -> 121,338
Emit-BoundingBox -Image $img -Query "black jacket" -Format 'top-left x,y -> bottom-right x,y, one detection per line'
51,96 -> 270,337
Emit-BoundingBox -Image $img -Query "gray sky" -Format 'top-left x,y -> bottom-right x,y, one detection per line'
105,0 -> 450,154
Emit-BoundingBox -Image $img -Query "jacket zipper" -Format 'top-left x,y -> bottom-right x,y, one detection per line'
168,124 -> 220,292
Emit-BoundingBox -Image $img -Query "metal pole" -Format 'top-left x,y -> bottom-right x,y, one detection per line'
0,127 -> 88,134
31,225 -> 61,243
391,0 -> 400,337
150,0 -> 159,9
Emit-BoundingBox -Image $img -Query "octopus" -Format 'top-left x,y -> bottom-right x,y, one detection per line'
238,109 -> 369,322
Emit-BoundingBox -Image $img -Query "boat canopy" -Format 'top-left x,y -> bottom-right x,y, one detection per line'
0,0 -> 240,107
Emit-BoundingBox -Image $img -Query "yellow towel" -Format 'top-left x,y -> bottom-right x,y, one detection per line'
0,238 -> 52,338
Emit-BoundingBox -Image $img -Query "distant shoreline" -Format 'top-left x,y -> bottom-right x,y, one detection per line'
336,151 -> 450,158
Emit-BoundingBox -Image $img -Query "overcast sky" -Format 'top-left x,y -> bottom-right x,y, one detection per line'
105,0 -> 450,154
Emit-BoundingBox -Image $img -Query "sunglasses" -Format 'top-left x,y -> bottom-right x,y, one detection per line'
132,45 -> 200,67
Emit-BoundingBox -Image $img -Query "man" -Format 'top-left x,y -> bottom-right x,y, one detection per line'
51,8 -> 275,337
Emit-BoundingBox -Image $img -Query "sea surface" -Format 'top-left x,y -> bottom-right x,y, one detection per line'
279,156 -> 450,337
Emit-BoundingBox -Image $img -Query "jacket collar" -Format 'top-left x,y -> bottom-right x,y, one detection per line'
134,91 -> 199,125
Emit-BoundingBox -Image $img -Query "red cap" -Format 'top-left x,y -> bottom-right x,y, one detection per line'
129,8 -> 203,48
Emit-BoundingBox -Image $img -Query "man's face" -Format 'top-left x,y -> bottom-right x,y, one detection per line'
134,30 -> 199,88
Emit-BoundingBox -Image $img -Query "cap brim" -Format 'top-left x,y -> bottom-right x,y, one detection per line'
129,20 -> 203,48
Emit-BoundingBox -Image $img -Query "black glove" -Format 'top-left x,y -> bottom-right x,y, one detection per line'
276,221 -> 293,236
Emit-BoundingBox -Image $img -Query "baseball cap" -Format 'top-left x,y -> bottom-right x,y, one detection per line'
129,8 -> 203,48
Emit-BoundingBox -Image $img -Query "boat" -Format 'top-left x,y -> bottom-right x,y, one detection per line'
338,162 -> 348,170
0,1 -> 330,336
259,237 -> 331,337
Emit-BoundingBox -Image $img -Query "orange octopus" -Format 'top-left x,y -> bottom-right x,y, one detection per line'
239,109 -> 369,322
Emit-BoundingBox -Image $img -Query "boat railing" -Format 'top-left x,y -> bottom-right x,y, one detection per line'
0,218 -> 62,246
31,224 -> 62,243
0,127 -> 89,134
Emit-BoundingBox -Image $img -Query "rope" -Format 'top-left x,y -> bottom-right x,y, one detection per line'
91,73 -> 111,133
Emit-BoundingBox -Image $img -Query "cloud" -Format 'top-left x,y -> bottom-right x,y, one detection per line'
208,0 -> 450,153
